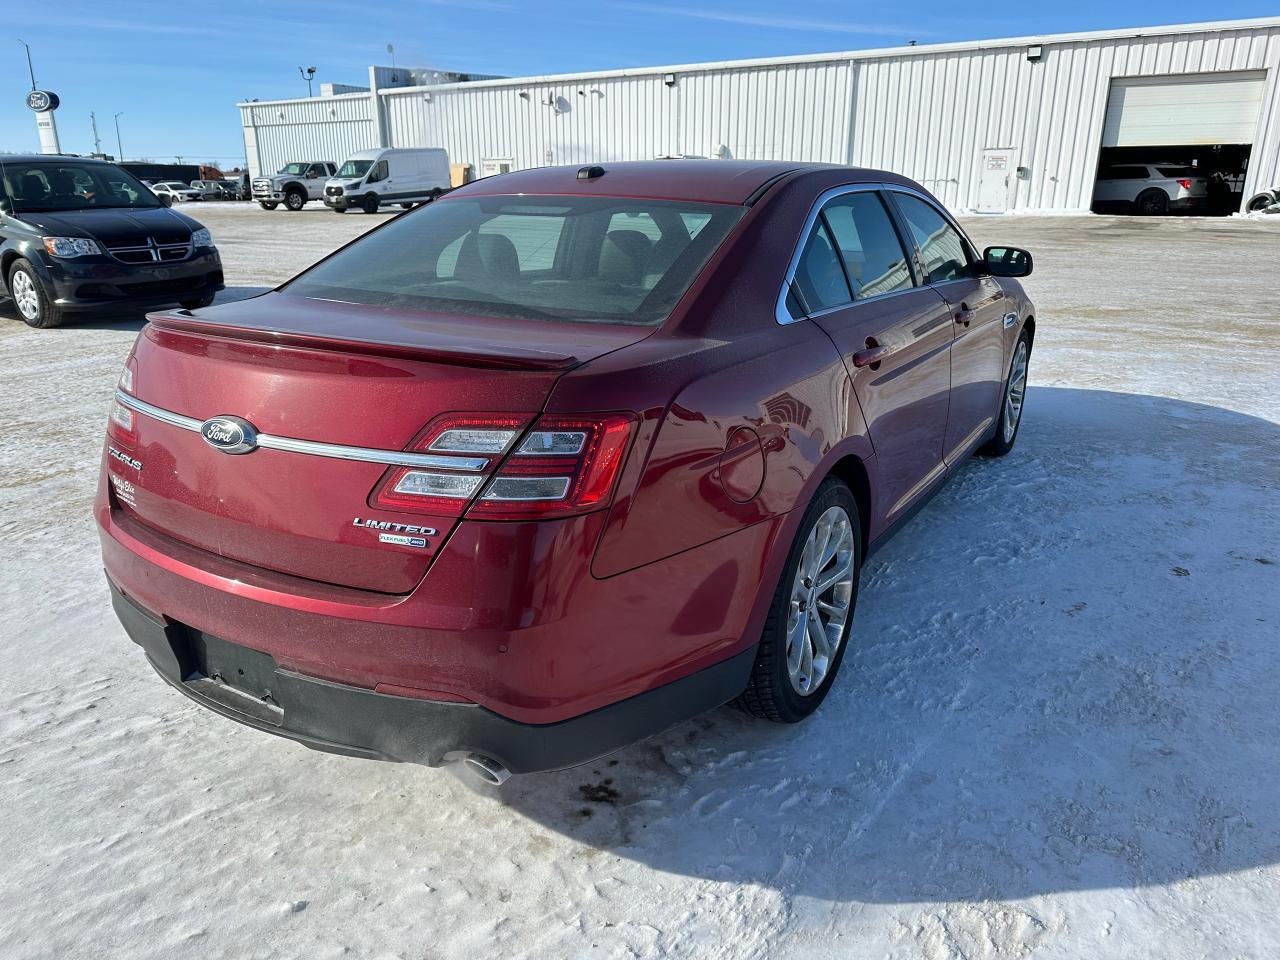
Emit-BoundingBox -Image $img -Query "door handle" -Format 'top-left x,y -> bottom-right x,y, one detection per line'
954,306 -> 975,327
852,342 -> 893,368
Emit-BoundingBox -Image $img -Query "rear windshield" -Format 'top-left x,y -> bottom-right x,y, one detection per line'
283,194 -> 745,326
1157,166 -> 1199,178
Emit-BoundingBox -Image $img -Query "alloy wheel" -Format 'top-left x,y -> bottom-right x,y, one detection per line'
1003,339 -> 1028,442
11,270 -> 40,322
786,505 -> 855,695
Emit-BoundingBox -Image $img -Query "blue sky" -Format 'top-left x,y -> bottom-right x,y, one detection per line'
3,0 -> 1275,166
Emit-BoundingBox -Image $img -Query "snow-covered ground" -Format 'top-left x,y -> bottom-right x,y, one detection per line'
2,208 -> 1278,959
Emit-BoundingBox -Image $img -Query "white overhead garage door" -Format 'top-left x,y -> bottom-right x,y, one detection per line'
1101,71 -> 1268,146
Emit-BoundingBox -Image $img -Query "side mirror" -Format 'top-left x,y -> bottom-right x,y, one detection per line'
0,197 -> 10,216
982,246 -> 1033,278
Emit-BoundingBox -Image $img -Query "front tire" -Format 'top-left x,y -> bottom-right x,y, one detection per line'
259,201 -> 279,211
7,260 -> 63,329
179,293 -> 217,310
362,193 -> 380,214
735,478 -> 860,722
1247,193 -> 1275,212
978,330 -> 1030,457
284,190 -> 306,211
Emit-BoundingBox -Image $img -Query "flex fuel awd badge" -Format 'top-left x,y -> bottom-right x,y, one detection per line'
352,518 -> 435,549
378,533 -> 428,548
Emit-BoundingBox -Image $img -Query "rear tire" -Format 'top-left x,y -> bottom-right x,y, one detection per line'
284,190 -> 306,211
362,194 -> 380,214
259,201 -> 278,211
978,330 -> 1031,457
7,260 -> 63,329
734,477 -> 860,723
1135,189 -> 1169,216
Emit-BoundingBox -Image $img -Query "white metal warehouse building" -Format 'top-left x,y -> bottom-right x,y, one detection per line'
239,16 -> 1280,213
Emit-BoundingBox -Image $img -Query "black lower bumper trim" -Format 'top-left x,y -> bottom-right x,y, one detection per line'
109,583 -> 755,775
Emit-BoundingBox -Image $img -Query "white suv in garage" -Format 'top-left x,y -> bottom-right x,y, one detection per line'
1093,163 -> 1208,215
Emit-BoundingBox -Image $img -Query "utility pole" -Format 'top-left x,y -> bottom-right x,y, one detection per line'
299,65 -> 316,97
17,38 -> 36,89
90,111 -> 102,155
114,112 -> 124,161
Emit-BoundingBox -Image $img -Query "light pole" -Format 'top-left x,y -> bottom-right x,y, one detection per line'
113,112 -> 124,160
17,38 -> 36,90
299,66 -> 316,97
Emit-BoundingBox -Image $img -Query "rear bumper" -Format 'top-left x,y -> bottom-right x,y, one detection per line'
110,580 -> 754,773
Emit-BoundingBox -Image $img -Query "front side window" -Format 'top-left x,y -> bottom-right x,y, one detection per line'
1,162 -> 160,213
367,160 -> 389,184
821,192 -> 914,300
892,193 -> 972,284
284,194 -> 745,326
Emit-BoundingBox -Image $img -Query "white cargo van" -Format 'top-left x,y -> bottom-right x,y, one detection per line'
323,148 -> 450,214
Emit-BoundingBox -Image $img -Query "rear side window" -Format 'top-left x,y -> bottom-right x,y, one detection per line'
791,224 -> 850,315
821,193 -> 913,300
892,193 -> 972,284
285,195 -> 745,326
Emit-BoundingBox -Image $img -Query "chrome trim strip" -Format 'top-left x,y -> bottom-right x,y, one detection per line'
115,390 -> 203,432
113,390 -> 489,471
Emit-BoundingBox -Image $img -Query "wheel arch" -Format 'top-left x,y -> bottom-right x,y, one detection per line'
826,453 -> 872,558
1022,314 -> 1036,351
1,248 -> 22,290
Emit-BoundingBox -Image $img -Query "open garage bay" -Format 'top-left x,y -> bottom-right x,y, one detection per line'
1,207 -> 1277,959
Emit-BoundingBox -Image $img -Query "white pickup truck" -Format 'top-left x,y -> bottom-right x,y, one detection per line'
252,162 -> 337,211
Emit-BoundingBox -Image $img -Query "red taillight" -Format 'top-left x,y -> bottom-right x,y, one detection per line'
368,412 -> 636,520
468,414 -> 635,519
107,401 -> 137,444
370,414 -> 532,517
107,358 -> 139,444
1178,179 -> 1192,189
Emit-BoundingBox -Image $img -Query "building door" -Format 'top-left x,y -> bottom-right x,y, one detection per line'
977,148 -> 1016,212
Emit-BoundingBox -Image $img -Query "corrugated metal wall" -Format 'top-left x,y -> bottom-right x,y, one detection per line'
850,23 -> 1280,210
240,95 -> 373,176
241,20 -> 1280,211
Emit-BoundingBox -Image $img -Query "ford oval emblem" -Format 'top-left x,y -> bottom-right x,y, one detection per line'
200,416 -> 258,455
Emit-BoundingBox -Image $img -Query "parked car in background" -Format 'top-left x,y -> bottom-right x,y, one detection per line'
216,181 -> 240,200
324,148 -> 450,213
151,181 -> 202,203
1092,162 -> 1208,215
190,180 -> 226,200
0,156 -> 223,327
98,160 -> 1034,783
252,162 -> 336,211
1246,184 -> 1280,213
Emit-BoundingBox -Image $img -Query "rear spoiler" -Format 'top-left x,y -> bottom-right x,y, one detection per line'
145,310 -> 583,372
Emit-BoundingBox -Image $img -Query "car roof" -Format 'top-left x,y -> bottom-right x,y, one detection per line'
449,159 -> 886,205
0,154 -> 114,164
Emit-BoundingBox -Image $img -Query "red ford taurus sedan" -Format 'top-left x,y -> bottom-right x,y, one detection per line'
97,160 -> 1034,783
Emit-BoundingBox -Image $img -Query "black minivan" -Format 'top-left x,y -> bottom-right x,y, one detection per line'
0,156 -> 223,328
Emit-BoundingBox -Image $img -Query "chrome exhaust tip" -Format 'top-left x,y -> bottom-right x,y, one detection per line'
461,753 -> 511,786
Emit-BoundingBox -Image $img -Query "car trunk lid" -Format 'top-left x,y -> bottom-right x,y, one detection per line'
110,294 -> 649,593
